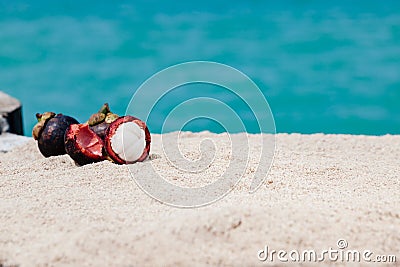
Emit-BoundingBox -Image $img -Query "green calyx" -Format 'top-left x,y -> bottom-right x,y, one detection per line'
36,112 -> 56,122
32,112 -> 56,140
88,113 -> 106,126
88,103 -> 119,126
105,113 -> 119,124
99,103 -> 110,115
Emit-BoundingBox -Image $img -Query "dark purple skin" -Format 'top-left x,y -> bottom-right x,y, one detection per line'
37,114 -> 79,157
89,121 -> 109,140
64,139 -> 100,166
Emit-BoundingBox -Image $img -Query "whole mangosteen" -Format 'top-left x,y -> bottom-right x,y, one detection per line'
88,103 -> 119,140
32,112 -> 79,157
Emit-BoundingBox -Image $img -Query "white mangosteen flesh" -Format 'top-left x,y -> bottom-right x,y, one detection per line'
110,121 -> 146,162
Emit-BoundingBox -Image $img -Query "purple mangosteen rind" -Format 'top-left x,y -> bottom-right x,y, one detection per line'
89,121 -> 109,140
104,117 -> 127,164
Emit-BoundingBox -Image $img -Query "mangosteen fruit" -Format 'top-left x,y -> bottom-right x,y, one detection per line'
104,116 -> 151,164
64,123 -> 106,166
32,112 -> 79,157
88,103 -> 119,139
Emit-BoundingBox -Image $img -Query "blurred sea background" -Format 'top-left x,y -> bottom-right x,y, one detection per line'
1,0 -> 399,135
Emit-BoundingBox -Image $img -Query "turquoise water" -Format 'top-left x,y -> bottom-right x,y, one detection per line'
1,1 -> 399,135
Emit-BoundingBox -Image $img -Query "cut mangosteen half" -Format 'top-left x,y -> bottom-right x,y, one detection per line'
65,124 -> 105,166
105,116 -> 151,164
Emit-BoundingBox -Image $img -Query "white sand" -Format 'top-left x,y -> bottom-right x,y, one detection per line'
0,133 -> 399,266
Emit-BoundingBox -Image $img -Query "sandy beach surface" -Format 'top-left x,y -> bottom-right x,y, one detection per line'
1,133 -> 399,266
